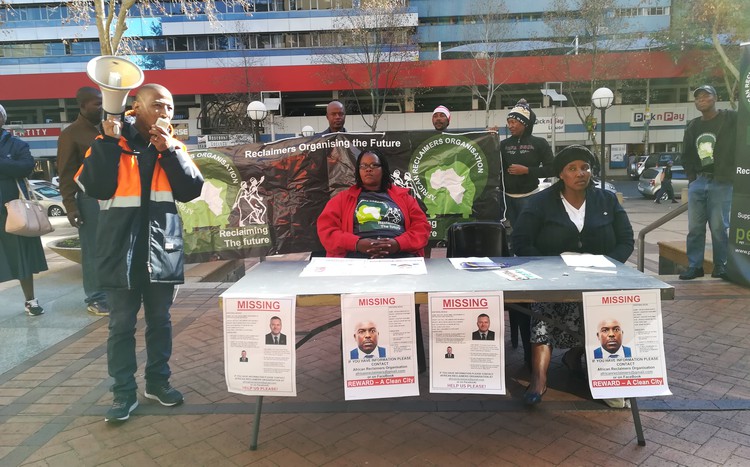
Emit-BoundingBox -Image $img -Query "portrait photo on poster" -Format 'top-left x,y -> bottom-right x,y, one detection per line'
587,312 -> 634,360
265,315 -> 288,345
471,312 -> 496,341
348,315 -> 389,360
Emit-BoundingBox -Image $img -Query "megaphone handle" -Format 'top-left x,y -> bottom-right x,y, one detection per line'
106,114 -> 122,137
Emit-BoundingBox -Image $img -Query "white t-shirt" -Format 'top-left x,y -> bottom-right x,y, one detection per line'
560,195 -> 586,232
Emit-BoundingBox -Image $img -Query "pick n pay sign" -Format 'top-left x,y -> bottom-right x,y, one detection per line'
630,108 -> 687,127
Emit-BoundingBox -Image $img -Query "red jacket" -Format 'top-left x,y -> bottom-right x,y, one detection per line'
317,185 -> 430,257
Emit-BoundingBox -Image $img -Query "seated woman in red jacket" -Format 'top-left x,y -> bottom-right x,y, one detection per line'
317,150 -> 430,258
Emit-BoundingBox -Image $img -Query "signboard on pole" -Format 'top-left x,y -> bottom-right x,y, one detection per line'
728,44 -> 750,286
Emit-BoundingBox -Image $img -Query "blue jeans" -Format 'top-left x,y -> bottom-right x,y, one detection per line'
504,195 -> 532,228
686,175 -> 732,268
504,195 -> 532,256
107,283 -> 175,396
77,192 -> 107,305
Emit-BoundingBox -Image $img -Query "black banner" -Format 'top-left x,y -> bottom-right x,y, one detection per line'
178,131 -> 503,262
728,45 -> 750,286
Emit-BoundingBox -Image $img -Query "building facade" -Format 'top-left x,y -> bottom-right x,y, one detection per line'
0,0 -> 731,176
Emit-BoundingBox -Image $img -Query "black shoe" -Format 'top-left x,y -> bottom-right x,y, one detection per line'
654,199 -> 660,204
711,265 -> 728,279
671,199 -> 679,204
105,394 -> 138,423
24,299 -> 44,316
679,267 -> 704,280
87,301 -> 110,316
144,383 -> 184,407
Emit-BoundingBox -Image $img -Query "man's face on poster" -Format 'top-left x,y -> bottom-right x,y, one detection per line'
270,317 -> 282,335
597,319 -> 623,354
477,315 -> 490,333
354,321 -> 379,354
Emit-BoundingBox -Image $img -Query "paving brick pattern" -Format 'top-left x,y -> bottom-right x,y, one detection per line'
2,276 -> 750,466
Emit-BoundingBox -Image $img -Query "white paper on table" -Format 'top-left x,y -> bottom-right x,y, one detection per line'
561,253 -> 616,268
299,257 -> 427,277
575,267 -> 618,274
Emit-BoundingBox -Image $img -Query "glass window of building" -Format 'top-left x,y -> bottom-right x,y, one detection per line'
299,32 -> 314,48
285,33 -> 299,48
193,36 -> 209,51
168,36 -> 189,51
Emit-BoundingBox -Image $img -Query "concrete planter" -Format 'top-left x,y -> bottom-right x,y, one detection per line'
48,236 -> 82,264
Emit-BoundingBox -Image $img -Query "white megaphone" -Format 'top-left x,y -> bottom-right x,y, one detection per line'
86,55 -> 144,135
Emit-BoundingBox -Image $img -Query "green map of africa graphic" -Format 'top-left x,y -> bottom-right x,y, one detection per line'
423,161 -> 475,217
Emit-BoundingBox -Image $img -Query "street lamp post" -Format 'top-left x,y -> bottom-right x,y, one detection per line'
246,101 -> 268,143
591,87 -> 614,185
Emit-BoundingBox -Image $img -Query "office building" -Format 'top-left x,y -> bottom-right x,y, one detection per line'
0,0 -> 732,175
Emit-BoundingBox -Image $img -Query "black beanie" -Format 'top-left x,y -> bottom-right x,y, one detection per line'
553,145 -> 596,176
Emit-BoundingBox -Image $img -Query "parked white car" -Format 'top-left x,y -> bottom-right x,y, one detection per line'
29,184 -> 66,217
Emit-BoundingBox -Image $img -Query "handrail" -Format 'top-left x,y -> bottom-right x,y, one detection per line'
636,202 -> 688,272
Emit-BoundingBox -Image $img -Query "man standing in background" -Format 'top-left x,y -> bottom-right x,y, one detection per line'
56,86 -> 110,316
319,100 -> 347,134
679,85 -> 737,280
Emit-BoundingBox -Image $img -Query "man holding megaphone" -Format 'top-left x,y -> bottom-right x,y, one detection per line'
75,82 -> 204,424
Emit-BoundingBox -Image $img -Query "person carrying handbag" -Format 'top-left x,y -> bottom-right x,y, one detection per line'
0,104 -> 48,316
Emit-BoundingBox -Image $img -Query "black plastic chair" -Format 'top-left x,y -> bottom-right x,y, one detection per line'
446,221 -> 509,258
445,221 -> 531,367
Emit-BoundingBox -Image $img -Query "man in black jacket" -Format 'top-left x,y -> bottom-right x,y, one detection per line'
679,85 -> 737,280
76,84 -> 204,424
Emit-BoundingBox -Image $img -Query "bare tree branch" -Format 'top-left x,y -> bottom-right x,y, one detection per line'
63,0 -> 254,56
458,0 -> 510,128
315,0 -> 417,131
543,0 -> 642,149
